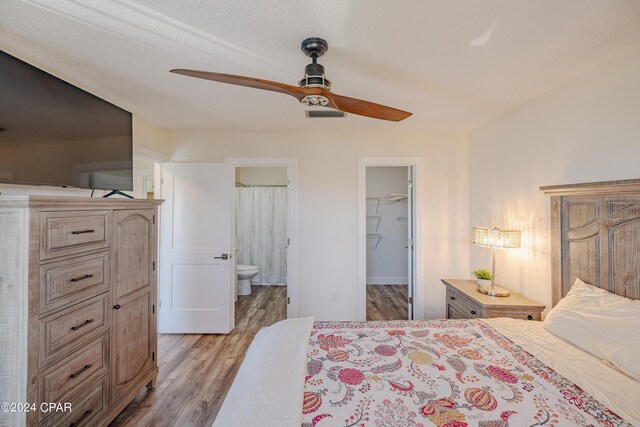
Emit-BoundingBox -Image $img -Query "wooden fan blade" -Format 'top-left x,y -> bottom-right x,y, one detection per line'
170,69 -> 307,100
171,69 -> 412,122
325,92 -> 412,122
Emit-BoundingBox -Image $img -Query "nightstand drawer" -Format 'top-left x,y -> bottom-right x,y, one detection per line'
446,289 -> 481,319
485,308 -> 541,321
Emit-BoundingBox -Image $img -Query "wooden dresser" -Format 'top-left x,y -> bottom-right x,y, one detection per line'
0,196 -> 162,427
441,279 -> 545,321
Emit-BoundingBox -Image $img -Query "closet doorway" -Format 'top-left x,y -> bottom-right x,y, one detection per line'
229,158 -> 298,319
358,157 -> 423,321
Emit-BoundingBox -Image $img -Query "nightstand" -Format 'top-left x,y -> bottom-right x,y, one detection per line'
441,279 -> 545,320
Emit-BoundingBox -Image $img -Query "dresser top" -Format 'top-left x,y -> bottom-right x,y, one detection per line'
442,279 -> 545,310
0,195 -> 163,208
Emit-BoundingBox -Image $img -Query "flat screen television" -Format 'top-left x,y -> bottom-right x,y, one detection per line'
0,50 -> 133,191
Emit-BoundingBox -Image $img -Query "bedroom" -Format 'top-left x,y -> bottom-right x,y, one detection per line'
1,1 -> 639,426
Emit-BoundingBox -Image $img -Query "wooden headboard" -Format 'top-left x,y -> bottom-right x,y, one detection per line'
541,179 -> 640,306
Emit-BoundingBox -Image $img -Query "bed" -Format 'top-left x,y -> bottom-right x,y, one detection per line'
213,179 -> 640,427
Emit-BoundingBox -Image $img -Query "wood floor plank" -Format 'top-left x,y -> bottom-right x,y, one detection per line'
366,284 -> 408,320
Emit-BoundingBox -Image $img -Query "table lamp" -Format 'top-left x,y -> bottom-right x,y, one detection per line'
472,226 -> 522,296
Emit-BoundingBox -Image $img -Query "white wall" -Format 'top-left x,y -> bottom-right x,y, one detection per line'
366,166 -> 409,284
469,47 -> 640,313
133,156 -> 155,199
167,130 -> 469,320
132,115 -> 171,157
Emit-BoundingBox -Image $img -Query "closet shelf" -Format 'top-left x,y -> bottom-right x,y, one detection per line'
366,197 -> 381,214
366,215 -> 382,232
366,233 -> 382,249
383,193 -> 408,202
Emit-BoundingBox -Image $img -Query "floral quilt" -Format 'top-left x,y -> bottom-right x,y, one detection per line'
301,319 -> 631,427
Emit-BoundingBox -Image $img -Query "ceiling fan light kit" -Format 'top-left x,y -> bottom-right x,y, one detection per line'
170,37 -> 412,122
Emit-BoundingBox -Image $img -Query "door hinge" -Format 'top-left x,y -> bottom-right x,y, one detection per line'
152,352 -> 155,362
152,304 -> 155,314
409,296 -> 413,304
153,214 -> 156,224
287,297 -> 290,304
152,261 -> 156,271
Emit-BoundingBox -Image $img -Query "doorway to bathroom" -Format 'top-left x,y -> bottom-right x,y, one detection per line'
358,157 -> 423,321
230,159 -> 297,321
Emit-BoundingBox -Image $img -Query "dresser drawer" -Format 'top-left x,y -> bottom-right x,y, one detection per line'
40,252 -> 110,314
40,294 -> 109,368
40,210 -> 110,260
446,289 -> 481,319
39,334 -> 109,410
41,374 -> 109,427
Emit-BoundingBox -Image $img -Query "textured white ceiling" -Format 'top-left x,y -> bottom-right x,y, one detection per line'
2,0 -> 640,132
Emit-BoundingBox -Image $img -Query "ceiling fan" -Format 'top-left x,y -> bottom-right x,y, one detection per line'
170,37 -> 412,122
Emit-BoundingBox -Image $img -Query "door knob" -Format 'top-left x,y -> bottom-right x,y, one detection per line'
214,254 -> 229,260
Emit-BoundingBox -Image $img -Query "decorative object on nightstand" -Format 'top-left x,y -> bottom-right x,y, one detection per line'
472,226 -> 522,296
442,279 -> 545,320
471,268 -> 492,288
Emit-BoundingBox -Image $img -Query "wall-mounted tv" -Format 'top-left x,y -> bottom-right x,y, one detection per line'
0,50 -> 133,191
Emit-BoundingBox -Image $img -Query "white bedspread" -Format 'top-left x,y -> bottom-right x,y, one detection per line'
486,318 -> 640,425
212,317 -> 314,427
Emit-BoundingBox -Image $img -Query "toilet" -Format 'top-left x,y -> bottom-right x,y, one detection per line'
236,264 -> 259,296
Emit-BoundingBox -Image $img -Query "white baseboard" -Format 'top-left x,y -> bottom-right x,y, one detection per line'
366,277 -> 408,285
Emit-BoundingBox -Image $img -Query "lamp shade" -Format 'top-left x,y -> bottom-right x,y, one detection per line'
472,227 -> 521,249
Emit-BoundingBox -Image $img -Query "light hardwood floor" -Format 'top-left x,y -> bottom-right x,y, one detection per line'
366,284 -> 408,321
110,285 -> 287,427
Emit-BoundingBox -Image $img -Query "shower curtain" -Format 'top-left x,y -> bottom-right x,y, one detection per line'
235,187 -> 287,284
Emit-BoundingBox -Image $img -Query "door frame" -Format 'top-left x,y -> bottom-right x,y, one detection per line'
226,158 -> 298,319
358,157 -> 424,320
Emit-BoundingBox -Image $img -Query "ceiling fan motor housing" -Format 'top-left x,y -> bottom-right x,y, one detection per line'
299,37 -> 331,106
299,62 -> 332,89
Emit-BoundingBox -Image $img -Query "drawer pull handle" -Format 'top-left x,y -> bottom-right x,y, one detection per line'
70,274 -> 94,283
70,319 -> 94,331
69,409 -> 93,427
527,315 -> 533,320
470,310 -> 477,315
449,296 -> 455,300
69,364 -> 93,379
113,304 -> 121,310
71,229 -> 95,235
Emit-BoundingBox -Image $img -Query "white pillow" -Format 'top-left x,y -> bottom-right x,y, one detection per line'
543,278 -> 640,382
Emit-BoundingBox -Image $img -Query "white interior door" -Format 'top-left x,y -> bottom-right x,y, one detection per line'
407,166 -> 415,320
158,163 -> 233,333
